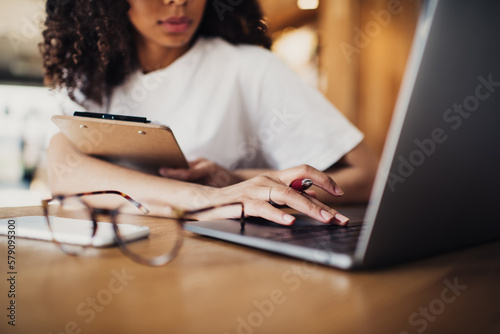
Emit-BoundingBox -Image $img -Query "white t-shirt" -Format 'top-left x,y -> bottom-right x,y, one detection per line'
81,37 -> 364,171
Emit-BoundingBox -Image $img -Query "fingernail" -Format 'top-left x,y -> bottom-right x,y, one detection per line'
334,184 -> 344,196
159,168 -> 167,176
334,213 -> 349,225
283,214 -> 295,225
321,209 -> 334,221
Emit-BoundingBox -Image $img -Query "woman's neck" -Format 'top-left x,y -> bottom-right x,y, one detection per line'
136,36 -> 192,74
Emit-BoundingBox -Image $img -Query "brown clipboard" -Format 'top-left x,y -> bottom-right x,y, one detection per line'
52,115 -> 189,173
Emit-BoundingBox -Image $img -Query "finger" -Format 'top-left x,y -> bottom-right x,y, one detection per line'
158,167 -> 189,180
159,168 -> 203,181
159,167 -> 190,180
184,203 -> 244,221
278,165 -> 344,197
187,159 -> 215,180
188,158 -> 206,168
304,190 -> 317,199
303,193 -> 350,225
246,177 -> 344,224
270,186 -> 349,225
245,199 -> 296,226
160,160 -> 213,181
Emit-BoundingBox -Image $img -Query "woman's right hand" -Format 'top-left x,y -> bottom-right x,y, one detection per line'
191,165 -> 350,226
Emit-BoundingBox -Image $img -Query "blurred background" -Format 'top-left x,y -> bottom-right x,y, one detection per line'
0,0 -> 421,207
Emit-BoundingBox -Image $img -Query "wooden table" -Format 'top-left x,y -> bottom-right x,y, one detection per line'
1,206 -> 499,334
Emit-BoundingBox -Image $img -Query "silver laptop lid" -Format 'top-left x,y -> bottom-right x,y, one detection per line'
356,0 -> 500,267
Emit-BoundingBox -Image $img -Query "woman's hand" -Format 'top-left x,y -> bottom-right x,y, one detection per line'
196,165 -> 349,226
159,158 -> 243,187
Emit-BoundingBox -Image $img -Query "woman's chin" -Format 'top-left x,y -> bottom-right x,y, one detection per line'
158,33 -> 197,49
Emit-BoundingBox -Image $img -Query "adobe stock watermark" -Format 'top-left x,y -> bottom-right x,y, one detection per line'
387,74 -> 499,192
340,0 -> 413,63
48,267 -> 135,334
212,0 -> 244,22
224,240 -> 330,334
399,276 -> 468,334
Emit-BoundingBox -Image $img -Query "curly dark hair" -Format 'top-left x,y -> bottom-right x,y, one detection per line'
40,0 -> 272,106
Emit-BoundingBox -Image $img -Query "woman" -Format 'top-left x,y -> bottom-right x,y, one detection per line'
42,0 -> 377,225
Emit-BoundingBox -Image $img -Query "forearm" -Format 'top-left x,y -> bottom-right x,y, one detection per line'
47,133 -> 365,225
47,133 -> 211,212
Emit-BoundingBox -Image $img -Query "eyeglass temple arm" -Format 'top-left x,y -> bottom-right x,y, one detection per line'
46,190 -> 150,214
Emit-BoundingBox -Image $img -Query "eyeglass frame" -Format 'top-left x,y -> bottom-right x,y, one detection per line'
41,190 -> 245,266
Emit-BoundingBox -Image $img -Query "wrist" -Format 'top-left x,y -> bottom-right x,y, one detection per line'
182,183 -> 220,210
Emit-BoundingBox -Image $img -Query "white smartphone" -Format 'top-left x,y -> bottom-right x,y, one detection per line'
0,216 -> 149,247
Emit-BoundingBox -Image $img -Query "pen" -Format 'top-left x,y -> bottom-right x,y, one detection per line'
240,178 -> 314,230
290,178 -> 313,192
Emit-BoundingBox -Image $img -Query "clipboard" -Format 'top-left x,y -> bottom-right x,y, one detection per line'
52,115 -> 189,174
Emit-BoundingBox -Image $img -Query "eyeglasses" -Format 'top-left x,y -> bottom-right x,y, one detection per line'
41,190 -> 244,266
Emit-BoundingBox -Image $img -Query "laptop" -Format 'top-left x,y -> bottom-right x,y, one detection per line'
184,0 -> 500,269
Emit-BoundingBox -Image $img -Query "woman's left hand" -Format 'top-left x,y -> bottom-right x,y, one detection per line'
159,158 -> 243,187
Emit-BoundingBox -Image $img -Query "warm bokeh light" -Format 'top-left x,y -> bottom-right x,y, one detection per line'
297,0 -> 319,10
272,26 -> 318,87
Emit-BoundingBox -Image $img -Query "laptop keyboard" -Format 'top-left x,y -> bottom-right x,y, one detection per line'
262,223 -> 364,255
